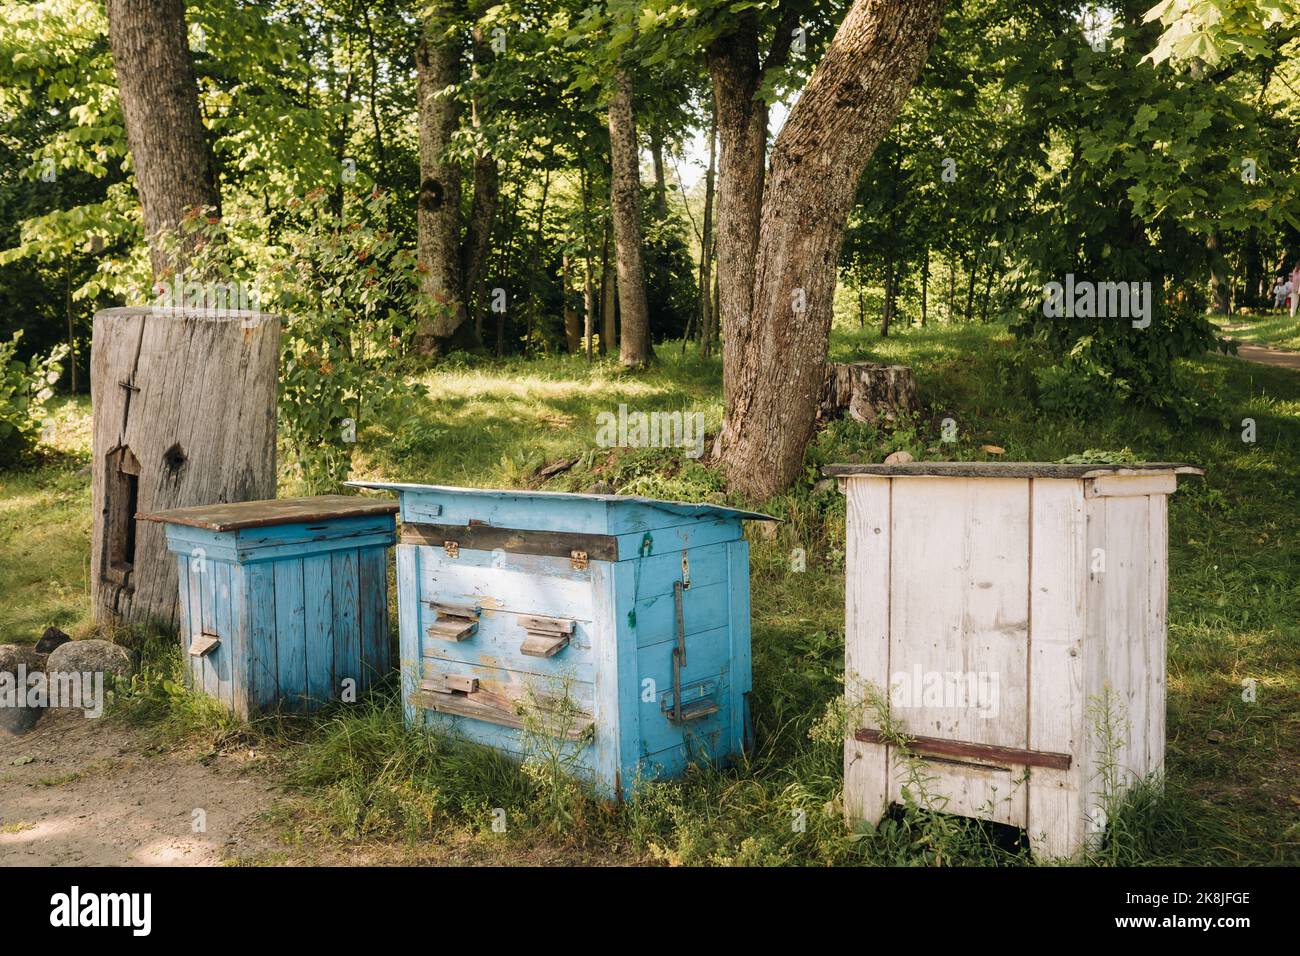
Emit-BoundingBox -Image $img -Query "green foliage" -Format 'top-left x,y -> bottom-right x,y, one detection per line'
0,332 -> 65,467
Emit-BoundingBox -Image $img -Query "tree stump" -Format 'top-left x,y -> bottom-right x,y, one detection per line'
91,307 -> 279,628
818,362 -> 921,425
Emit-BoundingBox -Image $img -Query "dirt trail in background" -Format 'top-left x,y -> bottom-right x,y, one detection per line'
1234,343 -> 1300,370
0,709 -> 283,866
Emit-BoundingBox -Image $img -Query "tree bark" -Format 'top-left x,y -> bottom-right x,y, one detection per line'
718,0 -> 946,498
709,19 -> 768,392
819,362 -> 921,424
699,107 -> 718,357
105,0 -> 220,279
650,121 -> 669,219
920,246 -> 929,326
415,17 -> 464,349
600,221 -> 616,355
91,307 -> 278,628
608,68 -> 651,367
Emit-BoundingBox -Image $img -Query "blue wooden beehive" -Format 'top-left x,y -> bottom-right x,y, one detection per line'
348,481 -> 773,797
138,496 -> 398,718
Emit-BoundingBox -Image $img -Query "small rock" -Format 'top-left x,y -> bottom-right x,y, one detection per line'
585,480 -> 614,495
981,444 -> 1005,455
884,450 -> 914,465
35,626 -> 72,655
47,639 -> 134,682
535,457 -> 578,479
753,521 -> 778,543
0,644 -> 27,674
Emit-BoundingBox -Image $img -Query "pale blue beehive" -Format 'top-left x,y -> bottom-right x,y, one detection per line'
348,481 -> 773,797
139,496 -> 398,718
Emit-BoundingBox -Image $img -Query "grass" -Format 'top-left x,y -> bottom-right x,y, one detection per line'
2,315 -> 1296,866
1212,309 -> 1300,351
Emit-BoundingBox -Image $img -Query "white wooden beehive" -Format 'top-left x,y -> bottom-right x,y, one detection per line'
830,461 -> 1202,858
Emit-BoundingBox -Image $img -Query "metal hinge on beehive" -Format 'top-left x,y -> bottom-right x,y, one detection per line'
443,540 -> 459,558
569,550 -> 588,570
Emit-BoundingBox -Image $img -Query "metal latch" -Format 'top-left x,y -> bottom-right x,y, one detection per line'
570,550 -> 588,570
443,540 -> 460,558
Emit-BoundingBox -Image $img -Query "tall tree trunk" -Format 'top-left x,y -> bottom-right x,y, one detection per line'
699,107 -> 717,357
105,0 -> 220,279
460,25 -> 498,346
650,122 -> 669,220
608,68 -> 651,368
415,17 -> 464,351
709,19 -> 768,398
920,247 -> 929,327
525,167 -> 551,357
1208,231 -> 1231,314
562,253 -> 581,352
881,258 -> 896,337
964,251 -> 978,322
718,0 -> 946,498
600,221 -> 616,355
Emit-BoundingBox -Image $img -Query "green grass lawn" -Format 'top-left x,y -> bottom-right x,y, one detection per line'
1213,310 -> 1300,351
3,318 -> 1297,865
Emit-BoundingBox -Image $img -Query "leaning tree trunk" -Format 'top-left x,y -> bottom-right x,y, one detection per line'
819,362 -> 921,424
709,22 -> 768,396
608,68 -> 651,368
718,0 -> 946,499
105,0 -> 220,278
91,308 -> 279,628
415,16 -> 465,351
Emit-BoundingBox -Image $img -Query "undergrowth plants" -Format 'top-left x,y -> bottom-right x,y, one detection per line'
6,319 -> 1296,865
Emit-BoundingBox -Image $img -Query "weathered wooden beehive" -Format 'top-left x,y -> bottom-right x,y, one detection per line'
829,461 -> 1202,859
137,496 -> 397,717
91,306 -> 279,627
348,481 -> 773,797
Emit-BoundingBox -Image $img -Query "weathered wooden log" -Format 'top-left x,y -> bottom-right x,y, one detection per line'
818,362 -> 921,425
91,306 -> 279,628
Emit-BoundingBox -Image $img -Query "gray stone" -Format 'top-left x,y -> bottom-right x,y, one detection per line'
46,639 -> 134,681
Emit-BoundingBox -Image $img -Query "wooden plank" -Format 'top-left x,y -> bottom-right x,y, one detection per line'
331,549 -> 361,701
726,539 -> 752,760
214,561 -> 233,709
1084,474 -> 1176,498
358,546 -> 389,692
91,308 -> 278,628
303,553 -> 334,708
244,562 -> 278,713
273,558 -> 307,707
417,548 -> 595,622
843,476 -> 892,826
1027,479 -> 1088,860
1110,494 -> 1151,783
888,477 -> 1028,748
1146,493 -> 1168,780
137,495 -> 398,531
410,689 -> 593,740
199,554 -> 220,702
401,521 -> 619,562
185,550 -> 205,691
632,581 -> 730,650
396,544 -> 422,727
853,729 -> 1070,770
229,564 -> 250,719
826,462 -> 1203,479
423,611 -> 594,686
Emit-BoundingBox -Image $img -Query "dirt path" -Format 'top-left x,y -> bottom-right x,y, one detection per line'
1234,343 -> 1300,370
0,709 -> 285,866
